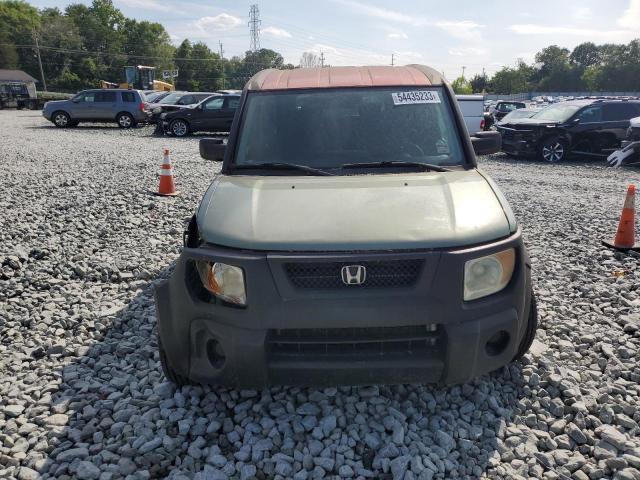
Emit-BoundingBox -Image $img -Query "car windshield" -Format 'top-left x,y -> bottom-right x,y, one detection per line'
146,92 -> 164,102
531,103 -> 583,122
501,109 -> 534,121
233,87 -> 466,172
157,92 -> 185,105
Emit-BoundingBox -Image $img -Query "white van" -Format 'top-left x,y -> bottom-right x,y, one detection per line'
456,94 -> 485,134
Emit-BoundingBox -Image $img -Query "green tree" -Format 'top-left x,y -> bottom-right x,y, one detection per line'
469,74 -> 487,93
570,42 -> 601,68
451,76 -> 472,94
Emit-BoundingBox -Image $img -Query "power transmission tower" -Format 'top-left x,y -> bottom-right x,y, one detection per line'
248,5 -> 261,52
219,41 -> 225,89
32,30 -> 47,91
320,51 -> 325,67
391,53 -> 396,66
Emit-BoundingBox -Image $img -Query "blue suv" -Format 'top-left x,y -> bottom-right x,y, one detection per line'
42,89 -> 151,128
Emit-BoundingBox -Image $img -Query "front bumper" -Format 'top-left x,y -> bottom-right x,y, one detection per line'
497,128 -> 538,157
155,230 -> 532,387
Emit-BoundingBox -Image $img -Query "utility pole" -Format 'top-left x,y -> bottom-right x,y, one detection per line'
33,30 -> 47,91
461,65 -> 466,78
320,51 -> 325,68
391,53 -> 395,66
248,4 -> 261,52
219,41 -> 225,89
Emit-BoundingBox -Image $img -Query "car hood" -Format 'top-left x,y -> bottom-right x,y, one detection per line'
500,117 -> 560,128
43,99 -> 69,108
196,169 -> 514,251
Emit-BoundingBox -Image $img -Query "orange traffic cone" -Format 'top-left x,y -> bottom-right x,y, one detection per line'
603,184 -> 639,251
156,148 -> 179,196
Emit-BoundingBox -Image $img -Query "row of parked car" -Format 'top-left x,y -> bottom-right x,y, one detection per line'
41,88 -> 241,137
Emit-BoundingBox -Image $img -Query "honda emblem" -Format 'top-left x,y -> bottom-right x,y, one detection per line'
341,265 -> 366,285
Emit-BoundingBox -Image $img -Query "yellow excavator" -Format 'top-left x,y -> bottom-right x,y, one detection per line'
100,66 -> 174,91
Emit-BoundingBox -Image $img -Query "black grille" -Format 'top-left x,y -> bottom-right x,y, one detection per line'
285,259 -> 423,290
268,325 -> 440,358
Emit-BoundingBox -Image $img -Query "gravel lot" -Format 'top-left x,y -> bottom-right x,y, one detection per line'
1,110 -> 639,480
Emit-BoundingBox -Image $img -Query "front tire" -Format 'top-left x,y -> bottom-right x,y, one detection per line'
158,335 -> 192,386
170,119 -> 190,137
539,136 -> 568,163
514,292 -> 538,360
52,111 -> 71,128
117,112 -> 135,128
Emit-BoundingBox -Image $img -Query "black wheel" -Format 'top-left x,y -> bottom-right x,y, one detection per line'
539,136 -> 568,163
117,112 -> 135,128
52,111 -> 71,128
170,119 -> 190,137
158,334 -> 192,386
514,291 -> 538,360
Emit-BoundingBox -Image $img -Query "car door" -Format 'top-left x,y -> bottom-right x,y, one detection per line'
221,96 -> 240,131
94,91 -> 118,120
70,91 -> 97,119
196,96 -> 226,132
569,105 -> 603,152
602,103 -> 640,148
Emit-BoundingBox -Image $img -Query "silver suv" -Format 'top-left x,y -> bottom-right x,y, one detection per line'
156,64 -> 537,388
42,89 -> 151,128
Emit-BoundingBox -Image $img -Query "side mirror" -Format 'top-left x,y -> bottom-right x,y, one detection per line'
470,131 -> 501,156
571,118 -> 580,125
200,138 -> 226,161
71,98 -> 80,103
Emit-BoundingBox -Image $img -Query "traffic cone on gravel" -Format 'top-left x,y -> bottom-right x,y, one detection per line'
156,148 -> 178,196
603,184 -> 639,251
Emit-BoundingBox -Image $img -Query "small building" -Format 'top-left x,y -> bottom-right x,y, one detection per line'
0,69 -> 38,98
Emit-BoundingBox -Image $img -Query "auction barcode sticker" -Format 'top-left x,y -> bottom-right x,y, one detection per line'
392,90 -> 441,105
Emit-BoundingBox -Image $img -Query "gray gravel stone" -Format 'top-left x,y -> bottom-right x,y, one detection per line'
2,112 -> 640,480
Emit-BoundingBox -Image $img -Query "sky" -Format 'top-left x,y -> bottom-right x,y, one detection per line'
28,0 -> 640,79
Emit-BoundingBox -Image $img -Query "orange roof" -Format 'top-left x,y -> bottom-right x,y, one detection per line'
246,65 -> 444,91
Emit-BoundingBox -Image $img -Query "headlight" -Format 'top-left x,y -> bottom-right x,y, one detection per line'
160,113 -> 167,119
464,249 -> 515,301
197,261 -> 246,305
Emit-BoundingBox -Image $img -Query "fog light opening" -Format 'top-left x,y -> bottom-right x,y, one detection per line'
206,339 -> 226,370
485,330 -> 510,357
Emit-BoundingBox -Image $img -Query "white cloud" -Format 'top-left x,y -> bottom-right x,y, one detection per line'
435,21 -> 484,41
115,0 -> 172,12
262,26 -> 292,38
573,7 -> 592,21
333,0 -> 428,25
448,47 -> 487,57
194,13 -> 241,31
618,0 -> 640,28
509,24 -> 630,40
387,32 -> 408,39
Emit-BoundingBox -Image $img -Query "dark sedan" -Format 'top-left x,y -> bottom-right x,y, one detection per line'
162,94 -> 240,136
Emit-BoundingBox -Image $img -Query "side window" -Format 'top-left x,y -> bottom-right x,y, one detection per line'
203,97 -> 225,110
96,91 -> 117,102
577,106 -> 602,123
121,92 -> 136,103
226,97 -> 240,110
604,103 -> 639,121
177,95 -> 195,105
80,92 -> 96,102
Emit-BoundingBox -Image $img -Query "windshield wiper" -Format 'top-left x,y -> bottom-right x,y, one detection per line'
341,161 -> 452,172
232,162 -> 335,176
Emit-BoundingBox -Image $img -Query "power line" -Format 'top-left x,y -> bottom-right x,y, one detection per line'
0,43 -> 275,67
248,4 -> 261,52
